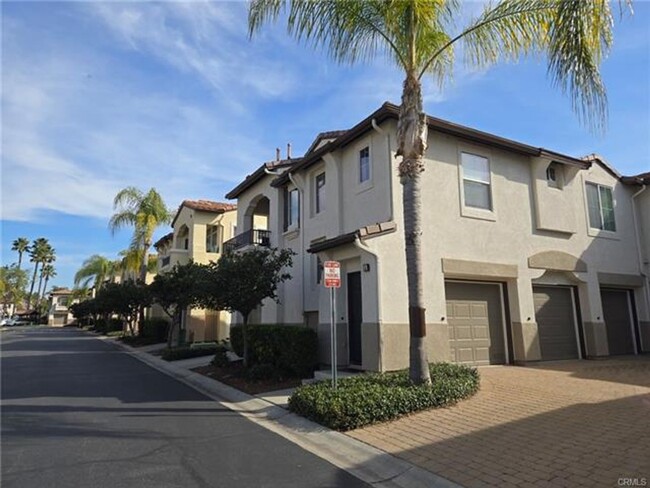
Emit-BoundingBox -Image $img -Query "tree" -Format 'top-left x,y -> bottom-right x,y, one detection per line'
109,187 -> 172,283
94,281 -> 151,335
74,255 -> 117,291
249,0 -> 623,384
10,237 -> 30,312
39,264 -> 57,303
204,248 -> 294,367
35,245 -> 56,307
1,266 -> 28,317
149,262 -> 209,348
26,238 -> 50,310
11,237 -> 30,271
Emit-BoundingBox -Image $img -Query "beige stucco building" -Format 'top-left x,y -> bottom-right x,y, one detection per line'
154,200 -> 237,343
47,288 -> 77,326
226,103 -> 650,371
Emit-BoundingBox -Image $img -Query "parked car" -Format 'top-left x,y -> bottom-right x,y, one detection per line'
1,317 -> 18,326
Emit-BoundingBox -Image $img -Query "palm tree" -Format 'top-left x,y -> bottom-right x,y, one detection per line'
26,238 -> 50,310
249,0 -> 622,384
109,187 -> 171,283
11,237 -> 30,270
39,264 -> 57,302
36,245 -> 56,306
11,237 -> 30,312
74,255 -> 116,291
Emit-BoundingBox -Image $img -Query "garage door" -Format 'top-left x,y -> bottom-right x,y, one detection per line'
446,281 -> 506,366
601,289 -> 635,355
533,286 -> 579,360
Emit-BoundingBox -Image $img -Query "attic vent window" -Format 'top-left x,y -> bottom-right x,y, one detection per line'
546,162 -> 562,188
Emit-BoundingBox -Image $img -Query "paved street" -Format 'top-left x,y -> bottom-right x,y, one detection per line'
1,327 -> 368,488
350,357 -> 650,488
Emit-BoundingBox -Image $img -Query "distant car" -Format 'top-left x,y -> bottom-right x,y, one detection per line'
1,317 -> 17,326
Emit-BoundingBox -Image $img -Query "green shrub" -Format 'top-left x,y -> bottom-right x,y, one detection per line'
246,363 -> 280,381
106,330 -> 124,338
211,342 -> 230,367
230,324 -> 317,377
161,344 -> 220,361
288,363 -> 480,431
94,318 -> 123,334
140,318 -> 169,342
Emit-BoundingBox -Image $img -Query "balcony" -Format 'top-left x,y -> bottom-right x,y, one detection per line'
223,229 -> 271,253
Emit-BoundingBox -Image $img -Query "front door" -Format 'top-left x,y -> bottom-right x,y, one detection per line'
347,272 -> 363,366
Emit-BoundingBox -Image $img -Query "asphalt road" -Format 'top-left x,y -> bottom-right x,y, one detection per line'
1,327 -> 368,488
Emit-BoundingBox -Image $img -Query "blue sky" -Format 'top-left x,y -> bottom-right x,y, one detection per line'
2,1 -> 649,290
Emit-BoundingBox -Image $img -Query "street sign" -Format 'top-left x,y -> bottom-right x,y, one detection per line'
324,260 -> 341,288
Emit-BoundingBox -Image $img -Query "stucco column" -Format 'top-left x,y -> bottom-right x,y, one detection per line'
577,271 -> 609,357
510,270 -> 542,362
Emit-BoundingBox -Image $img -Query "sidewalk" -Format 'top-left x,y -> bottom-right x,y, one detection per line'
101,334 -> 461,488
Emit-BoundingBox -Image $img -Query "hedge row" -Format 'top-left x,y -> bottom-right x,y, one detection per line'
140,318 -> 169,342
230,324 -> 318,377
288,363 -> 480,431
161,342 -> 220,361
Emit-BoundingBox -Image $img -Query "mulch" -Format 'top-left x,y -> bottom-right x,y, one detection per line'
192,362 -> 303,395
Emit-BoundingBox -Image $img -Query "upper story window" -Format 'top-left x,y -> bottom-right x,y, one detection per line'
161,256 -> 171,267
315,172 -> 326,214
359,146 -> 371,183
206,225 -> 220,253
586,182 -> 616,232
461,152 -> 492,210
284,187 -> 300,230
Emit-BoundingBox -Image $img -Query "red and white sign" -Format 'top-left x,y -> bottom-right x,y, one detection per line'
323,260 -> 341,288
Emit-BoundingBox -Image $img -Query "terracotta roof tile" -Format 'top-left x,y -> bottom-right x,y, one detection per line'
172,200 -> 237,227
154,232 -> 174,249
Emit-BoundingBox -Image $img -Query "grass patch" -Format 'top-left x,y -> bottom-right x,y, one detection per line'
288,363 -> 479,431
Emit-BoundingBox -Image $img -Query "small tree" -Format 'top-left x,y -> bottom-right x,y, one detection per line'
1,266 -> 28,316
94,281 -> 150,335
149,262 -> 209,348
205,248 -> 294,367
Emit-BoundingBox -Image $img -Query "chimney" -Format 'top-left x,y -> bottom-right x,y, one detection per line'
276,147 -> 281,161
287,143 -> 292,159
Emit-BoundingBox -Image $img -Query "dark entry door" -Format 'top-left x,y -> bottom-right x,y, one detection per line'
601,289 -> 635,355
347,272 -> 363,366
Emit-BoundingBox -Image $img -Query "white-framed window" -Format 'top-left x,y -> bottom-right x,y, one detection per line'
359,146 -> 371,183
284,187 -> 300,230
206,225 -> 220,253
586,182 -> 616,232
461,152 -> 492,210
315,172 -> 326,214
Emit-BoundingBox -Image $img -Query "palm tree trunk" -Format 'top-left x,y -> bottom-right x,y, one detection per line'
41,276 -> 50,302
397,72 -> 431,385
27,263 -> 39,310
12,253 -> 24,314
35,269 -> 45,307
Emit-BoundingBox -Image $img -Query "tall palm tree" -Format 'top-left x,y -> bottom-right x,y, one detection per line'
39,264 -> 57,303
109,187 -> 171,283
249,0 -> 622,384
74,255 -> 116,291
36,245 -> 56,306
11,237 -> 30,270
26,238 -> 50,310
11,237 -> 30,312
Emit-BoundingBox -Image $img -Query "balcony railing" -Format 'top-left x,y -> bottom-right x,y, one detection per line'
223,229 -> 271,253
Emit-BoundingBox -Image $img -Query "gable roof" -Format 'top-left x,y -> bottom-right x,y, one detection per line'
153,232 -> 173,250
171,200 -> 237,227
305,130 -> 349,155
271,101 -> 591,188
582,154 -> 649,186
225,159 -> 297,200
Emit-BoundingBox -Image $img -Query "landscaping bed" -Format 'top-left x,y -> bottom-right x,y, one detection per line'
288,363 -> 480,431
193,362 -> 303,395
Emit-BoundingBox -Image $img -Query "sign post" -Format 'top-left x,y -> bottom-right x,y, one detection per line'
323,261 -> 341,389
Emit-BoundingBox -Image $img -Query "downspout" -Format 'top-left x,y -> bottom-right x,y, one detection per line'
372,118 -> 394,222
353,235 -> 384,372
631,184 -> 649,351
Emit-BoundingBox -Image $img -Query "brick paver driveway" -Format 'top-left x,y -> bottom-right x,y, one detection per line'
348,357 -> 650,488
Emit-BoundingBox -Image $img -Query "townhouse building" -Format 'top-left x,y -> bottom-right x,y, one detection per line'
225,102 -> 650,371
154,199 -> 237,342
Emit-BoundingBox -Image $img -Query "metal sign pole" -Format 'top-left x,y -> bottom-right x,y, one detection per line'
332,287 -> 338,389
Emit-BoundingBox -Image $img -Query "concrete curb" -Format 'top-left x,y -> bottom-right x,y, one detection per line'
99,334 -> 461,488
